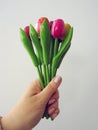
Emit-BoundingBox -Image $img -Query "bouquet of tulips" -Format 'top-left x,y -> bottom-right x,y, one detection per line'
20,17 -> 73,88
20,17 -> 73,118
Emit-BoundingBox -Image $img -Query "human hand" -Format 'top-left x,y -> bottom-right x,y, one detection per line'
1,75 -> 62,130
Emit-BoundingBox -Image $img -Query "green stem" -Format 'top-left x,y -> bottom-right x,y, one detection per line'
39,64 -> 42,76
49,38 -> 54,81
51,38 -> 59,78
36,66 -> 44,89
52,67 -> 57,78
46,64 -> 50,85
49,64 -> 51,81
43,64 -> 47,87
53,38 -> 59,57
49,38 -> 54,63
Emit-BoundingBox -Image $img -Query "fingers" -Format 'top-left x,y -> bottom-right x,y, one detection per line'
51,108 -> 60,120
48,90 -> 59,105
39,75 -> 62,104
42,89 -> 60,119
48,100 -> 60,120
48,90 -> 60,120
23,75 -> 62,100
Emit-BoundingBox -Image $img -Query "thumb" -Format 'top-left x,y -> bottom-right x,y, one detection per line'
39,75 -> 62,104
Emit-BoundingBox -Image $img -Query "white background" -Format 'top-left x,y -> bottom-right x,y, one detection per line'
0,0 -> 98,130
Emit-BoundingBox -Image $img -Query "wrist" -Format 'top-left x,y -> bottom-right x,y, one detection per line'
0,114 -> 17,130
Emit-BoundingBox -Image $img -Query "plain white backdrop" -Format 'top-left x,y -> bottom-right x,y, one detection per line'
0,0 -> 98,130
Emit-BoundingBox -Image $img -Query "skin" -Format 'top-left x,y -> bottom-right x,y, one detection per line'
1,76 -> 62,130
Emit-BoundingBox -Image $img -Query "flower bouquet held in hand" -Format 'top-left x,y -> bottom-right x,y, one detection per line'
19,17 -> 73,119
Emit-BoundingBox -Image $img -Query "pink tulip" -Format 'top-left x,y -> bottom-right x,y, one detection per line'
51,19 -> 65,38
24,26 -> 30,37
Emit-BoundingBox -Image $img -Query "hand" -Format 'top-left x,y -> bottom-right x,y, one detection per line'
1,75 -> 62,130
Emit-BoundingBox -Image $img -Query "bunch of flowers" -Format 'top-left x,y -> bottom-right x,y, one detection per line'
20,17 -> 73,89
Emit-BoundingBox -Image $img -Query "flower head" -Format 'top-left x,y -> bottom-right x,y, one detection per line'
51,19 -> 65,38
60,23 -> 71,40
37,17 -> 50,34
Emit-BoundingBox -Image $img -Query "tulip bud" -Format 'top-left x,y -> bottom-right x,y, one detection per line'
51,19 -> 65,38
24,26 -> 30,37
60,23 -> 71,40
65,23 -> 71,35
37,17 -> 50,34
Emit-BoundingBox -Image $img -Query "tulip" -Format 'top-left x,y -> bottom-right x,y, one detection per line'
37,17 -> 50,34
51,19 -> 65,38
60,23 -> 71,40
65,23 -> 71,34
24,26 -> 30,37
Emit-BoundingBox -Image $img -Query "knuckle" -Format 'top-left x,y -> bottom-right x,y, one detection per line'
48,82 -> 56,91
55,90 -> 59,99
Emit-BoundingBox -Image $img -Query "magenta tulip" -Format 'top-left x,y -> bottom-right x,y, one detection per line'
51,19 -> 65,38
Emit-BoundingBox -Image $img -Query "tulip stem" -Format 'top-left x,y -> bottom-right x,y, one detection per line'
51,38 -> 59,78
53,38 -> 59,57
46,64 -> 50,85
43,64 -> 47,86
36,66 -> 44,89
52,66 -> 57,78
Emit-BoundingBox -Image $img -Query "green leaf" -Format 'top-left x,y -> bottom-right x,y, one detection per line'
20,28 -> 39,66
40,19 -> 51,65
52,27 -> 73,76
30,24 -> 43,64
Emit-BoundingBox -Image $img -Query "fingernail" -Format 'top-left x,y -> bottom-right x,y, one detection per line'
48,108 -> 55,115
52,113 -> 58,119
48,99 -> 56,105
54,75 -> 62,84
